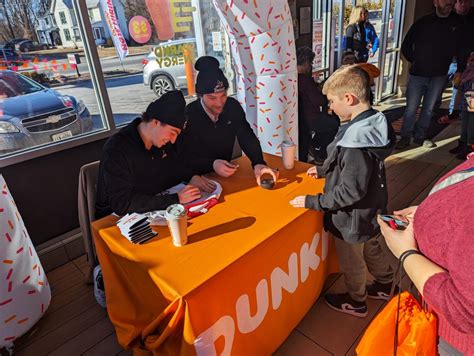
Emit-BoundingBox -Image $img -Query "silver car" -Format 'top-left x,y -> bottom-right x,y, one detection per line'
142,38 -> 196,97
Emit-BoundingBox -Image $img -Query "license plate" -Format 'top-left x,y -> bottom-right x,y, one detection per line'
51,130 -> 73,142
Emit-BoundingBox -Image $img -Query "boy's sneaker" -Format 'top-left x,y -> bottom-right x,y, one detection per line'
93,265 -> 106,308
324,293 -> 368,318
367,281 -> 397,300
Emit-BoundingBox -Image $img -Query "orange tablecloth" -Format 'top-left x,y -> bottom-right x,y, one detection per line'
92,154 -> 338,355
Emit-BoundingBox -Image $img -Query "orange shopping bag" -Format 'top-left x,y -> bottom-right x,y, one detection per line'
356,291 -> 437,356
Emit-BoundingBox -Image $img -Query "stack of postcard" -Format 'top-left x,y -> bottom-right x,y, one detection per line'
116,213 -> 157,244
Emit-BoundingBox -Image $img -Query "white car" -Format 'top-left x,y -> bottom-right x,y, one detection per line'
142,38 -> 197,97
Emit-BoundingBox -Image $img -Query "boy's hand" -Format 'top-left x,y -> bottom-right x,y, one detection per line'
306,166 -> 318,179
290,196 -> 306,208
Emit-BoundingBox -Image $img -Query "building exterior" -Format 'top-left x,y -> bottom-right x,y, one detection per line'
50,0 -> 129,48
36,11 -> 61,46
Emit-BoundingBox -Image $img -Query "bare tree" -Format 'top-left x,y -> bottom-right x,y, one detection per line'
1,0 -> 15,39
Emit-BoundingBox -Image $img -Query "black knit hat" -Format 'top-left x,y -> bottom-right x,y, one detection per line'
144,90 -> 186,129
195,56 -> 229,94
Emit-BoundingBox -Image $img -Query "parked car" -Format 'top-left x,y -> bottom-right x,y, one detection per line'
0,70 -> 93,154
0,47 -> 24,68
15,40 -> 49,52
142,38 -> 197,97
4,39 -> 28,50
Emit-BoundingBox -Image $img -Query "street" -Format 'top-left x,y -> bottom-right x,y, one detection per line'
54,73 -> 191,129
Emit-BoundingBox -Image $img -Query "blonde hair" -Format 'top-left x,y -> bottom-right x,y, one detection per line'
348,6 -> 366,25
322,65 -> 370,103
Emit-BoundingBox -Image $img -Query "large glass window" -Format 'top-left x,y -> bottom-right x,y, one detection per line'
86,0 -> 233,127
0,0 -> 107,158
0,0 -> 237,160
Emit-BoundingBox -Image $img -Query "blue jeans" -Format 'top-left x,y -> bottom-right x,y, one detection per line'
447,62 -> 458,114
401,74 -> 447,140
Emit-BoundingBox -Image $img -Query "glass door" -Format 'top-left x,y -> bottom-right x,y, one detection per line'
375,0 -> 406,102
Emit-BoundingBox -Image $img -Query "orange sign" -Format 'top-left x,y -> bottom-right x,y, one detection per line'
128,16 -> 152,44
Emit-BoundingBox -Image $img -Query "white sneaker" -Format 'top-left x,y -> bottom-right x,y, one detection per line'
93,265 -> 106,308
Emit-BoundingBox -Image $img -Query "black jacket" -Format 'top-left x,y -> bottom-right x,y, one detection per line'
179,97 -> 266,174
305,109 -> 395,243
401,11 -> 466,77
345,22 -> 368,61
95,118 -> 191,219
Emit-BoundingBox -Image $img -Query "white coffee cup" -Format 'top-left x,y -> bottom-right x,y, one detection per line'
281,140 -> 296,169
165,204 -> 188,246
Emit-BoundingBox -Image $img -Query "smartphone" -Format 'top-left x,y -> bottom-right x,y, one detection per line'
379,214 -> 409,231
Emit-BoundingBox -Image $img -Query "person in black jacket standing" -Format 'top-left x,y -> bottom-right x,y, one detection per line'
397,0 -> 466,149
179,56 -> 278,186
345,6 -> 369,63
95,90 -> 215,219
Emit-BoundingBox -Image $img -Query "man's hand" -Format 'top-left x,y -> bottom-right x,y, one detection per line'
289,196 -> 306,208
213,159 -> 238,177
306,166 -> 318,179
177,185 -> 201,204
369,51 -> 375,58
254,164 -> 279,186
189,175 -> 216,193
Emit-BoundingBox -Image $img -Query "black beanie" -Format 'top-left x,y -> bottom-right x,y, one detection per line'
144,90 -> 186,129
195,56 -> 229,94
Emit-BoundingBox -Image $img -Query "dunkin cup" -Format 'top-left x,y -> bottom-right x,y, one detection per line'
281,140 -> 296,169
165,204 -> 188,246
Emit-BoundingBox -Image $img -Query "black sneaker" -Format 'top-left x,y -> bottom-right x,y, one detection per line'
395,137 -> 410,150
324,293 -> 368,318
367,281 -> 397,300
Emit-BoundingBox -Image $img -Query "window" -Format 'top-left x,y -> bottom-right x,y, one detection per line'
0,0 -> 237,163
63,28 -> 71,41
45,18 -> 49,26
59,11 -> 67,25
73,28 -> 81,42
93,27 -> 105,40
70,9 -> 78,27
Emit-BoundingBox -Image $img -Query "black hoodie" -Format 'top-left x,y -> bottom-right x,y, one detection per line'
305,109 -> 396,243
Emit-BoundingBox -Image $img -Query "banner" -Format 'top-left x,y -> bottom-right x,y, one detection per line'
313,20 -> 323,69
99,0 -> 128,61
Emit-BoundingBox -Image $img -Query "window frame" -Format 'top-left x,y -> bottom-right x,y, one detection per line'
63,28 -> 72,41
59,11 -> 67,25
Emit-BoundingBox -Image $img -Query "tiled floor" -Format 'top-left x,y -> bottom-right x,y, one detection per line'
3,118 -> 464,355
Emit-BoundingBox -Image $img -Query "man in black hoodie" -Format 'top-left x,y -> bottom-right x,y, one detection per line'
290,65 -> 397,317
397,0 -> 466,149
179,56 -> 277,186
95,90 -> 214,219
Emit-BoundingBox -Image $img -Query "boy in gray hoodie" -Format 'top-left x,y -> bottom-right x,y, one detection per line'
290,65 -> 397,317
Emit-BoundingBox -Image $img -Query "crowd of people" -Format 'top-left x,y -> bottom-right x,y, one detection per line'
94,0 -> 473,354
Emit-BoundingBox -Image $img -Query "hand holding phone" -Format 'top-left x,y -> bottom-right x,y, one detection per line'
379,214 -> 409,231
